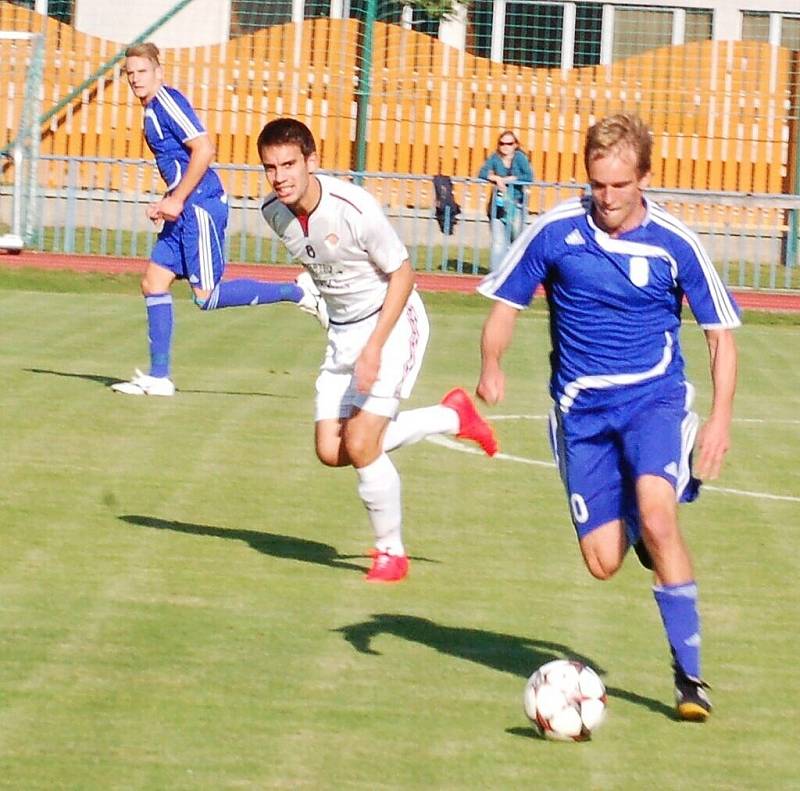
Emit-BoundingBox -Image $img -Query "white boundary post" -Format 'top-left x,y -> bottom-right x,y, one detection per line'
1,31 -> 44,251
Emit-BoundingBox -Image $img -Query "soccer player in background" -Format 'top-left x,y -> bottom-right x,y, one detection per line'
112,43 -> 326,396
257,117 -> 497,583
476,113 -> 740,720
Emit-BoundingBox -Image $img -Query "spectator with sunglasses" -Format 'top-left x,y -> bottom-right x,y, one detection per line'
478,131 -> 534,271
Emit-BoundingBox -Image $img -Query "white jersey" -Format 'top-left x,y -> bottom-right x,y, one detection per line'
260,174 -> 409,325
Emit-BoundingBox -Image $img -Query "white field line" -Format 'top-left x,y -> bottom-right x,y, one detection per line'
426,415 -> 800,503
488,414 -> 800,426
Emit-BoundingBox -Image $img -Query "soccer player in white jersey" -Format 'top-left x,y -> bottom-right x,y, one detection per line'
477,114 -> 740,720
112,43 -> 325,397
257,118 -> 498,582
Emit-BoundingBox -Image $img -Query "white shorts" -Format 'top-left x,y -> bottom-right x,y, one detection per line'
315,289 -> 430,421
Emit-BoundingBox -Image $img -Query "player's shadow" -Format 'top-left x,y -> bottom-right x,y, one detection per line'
119,514 -> 367,573
335,613 -> 675,722
25,367 -> 119,387
24,368 -> 288,398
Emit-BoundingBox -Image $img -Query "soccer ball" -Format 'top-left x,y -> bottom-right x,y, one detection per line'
523,659 -> 607,741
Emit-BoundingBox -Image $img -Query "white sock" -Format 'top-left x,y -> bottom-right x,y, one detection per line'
382,405 -> 459,452
356,453 -> 404,555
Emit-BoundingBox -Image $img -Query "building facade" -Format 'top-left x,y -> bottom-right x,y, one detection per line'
14,1 -> 800,54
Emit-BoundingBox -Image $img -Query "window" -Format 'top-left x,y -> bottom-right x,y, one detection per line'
574,3 -> 603,67
742,11 -> 800,48
685,9 -> 713,44
466,0 -> 493,59
231,0 -> 292,33
350,1 -> 412,28
467,2 -> 712,70
407,7 -> 440,37
11,0 -> 73,23
613,8 -> 672,60
505,2 -> 564,68
779,16 -> 800,49
305,0 -> 334,19
741,12 -> 770,43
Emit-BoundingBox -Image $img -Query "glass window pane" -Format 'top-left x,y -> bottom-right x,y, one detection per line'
410,8 -> 439,37
305,0 -> 332,19
781,16 -> 800,50
466,0 -> 493,60
505,2 -> 563,68
574,2 -> 603,67
741,12 -> 770,43
613,8 -> 672,60
11,0 -> 73,22
232,0 -> 292,32
376,2 -> 404,24
685,10 -> 713,43
351,0 -> 405,24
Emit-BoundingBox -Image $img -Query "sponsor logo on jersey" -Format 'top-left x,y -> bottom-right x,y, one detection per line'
565,229 -> 585,246
663,461 -> 678,477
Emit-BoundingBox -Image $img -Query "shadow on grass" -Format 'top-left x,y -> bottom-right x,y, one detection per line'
335,613 -> 675,722
26,367 -> 119,387
25,368 -> 290,398
120,514 -> 367,573
120,515 -> 441,574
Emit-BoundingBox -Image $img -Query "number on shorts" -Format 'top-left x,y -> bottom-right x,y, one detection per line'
569,493 -> 589,524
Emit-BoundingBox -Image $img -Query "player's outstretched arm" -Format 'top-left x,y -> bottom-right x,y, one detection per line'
695,328 -> 738,480
477,301 -> 519,405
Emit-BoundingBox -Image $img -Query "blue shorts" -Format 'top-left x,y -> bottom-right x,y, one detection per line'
548,380 -> 701,541
150,193 -> 228,290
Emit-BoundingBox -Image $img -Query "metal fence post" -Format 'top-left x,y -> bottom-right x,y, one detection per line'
64,158 -> 78,254
353,0 -> 377,182
785,49 -> 800,268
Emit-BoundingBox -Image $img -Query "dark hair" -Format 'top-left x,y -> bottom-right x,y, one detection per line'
124,42 -> 160,65
257,118 -> 317,159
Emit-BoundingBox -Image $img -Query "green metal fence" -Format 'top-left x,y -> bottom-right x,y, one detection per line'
5,154 -> 798,289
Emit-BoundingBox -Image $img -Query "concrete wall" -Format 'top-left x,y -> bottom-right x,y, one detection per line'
74,0 -> 230,47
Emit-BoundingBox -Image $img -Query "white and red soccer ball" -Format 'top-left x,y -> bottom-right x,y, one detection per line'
523,659 -> 607,741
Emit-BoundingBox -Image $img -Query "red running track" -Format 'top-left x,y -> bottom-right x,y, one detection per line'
2,249 -> 799,311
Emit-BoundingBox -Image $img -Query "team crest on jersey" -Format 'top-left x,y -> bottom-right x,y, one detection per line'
325,233 -> 339,249
628,256 -> 650,287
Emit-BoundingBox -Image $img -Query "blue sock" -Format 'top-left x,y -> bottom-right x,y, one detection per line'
653,581 -> 701,678
145,293 -> 173,378
202,280 -> 302,310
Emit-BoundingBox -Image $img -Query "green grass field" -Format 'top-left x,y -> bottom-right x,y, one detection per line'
1,269 -> 798,790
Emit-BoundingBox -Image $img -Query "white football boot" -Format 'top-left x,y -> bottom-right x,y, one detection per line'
111,369 -> 176,397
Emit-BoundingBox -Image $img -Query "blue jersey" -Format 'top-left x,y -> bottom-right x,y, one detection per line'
478,195 -> 741,413
143,85 -> 223,201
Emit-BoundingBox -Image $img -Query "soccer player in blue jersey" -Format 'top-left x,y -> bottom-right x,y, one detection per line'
476,114 -> 740,721
112,43 -> 326,396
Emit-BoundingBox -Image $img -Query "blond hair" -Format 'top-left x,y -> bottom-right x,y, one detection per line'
124,42 -> 160,65
584,114 -> 652,177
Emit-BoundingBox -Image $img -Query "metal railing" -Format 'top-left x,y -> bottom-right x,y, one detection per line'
3,156 -> 798,289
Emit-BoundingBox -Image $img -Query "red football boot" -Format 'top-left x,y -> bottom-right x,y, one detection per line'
365,551 -> 409,583
441,387 -> 498,457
